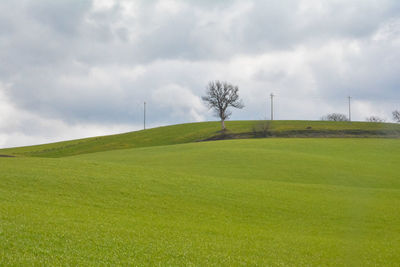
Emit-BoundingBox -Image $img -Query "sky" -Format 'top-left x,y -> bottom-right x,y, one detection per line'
1,0 -> 400,148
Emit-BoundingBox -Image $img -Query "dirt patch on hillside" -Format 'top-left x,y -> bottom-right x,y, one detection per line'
201,129 -> 400,142
0,154 -> 15,158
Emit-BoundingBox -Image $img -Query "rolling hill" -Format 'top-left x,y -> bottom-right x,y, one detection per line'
1,120 -> 399,157
1,121 -> 400,265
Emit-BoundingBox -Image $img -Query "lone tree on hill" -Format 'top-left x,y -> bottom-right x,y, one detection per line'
393,110 -> 400,123
321,113 -> 349,122
202,80 -> 244,130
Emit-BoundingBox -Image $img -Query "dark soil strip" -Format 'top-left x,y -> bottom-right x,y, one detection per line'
0,154 -> 15,158
201,130 -> 400,142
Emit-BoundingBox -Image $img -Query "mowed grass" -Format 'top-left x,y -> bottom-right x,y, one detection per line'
1,138 -> 400,265
1,120 -> 399,157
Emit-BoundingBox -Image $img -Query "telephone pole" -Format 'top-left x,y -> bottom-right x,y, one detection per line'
143,101 -> 146,130
348,96 -> 352,122
270,93 -> 274,121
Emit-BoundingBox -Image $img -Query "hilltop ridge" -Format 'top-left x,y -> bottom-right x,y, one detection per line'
1,120 -> 399,158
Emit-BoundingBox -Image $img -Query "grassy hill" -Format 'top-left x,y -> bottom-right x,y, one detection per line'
1,120 -> 399,157
1,138 -> 400,265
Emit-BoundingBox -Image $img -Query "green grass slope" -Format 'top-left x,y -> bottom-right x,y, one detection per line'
1,138 -> 400,265
1,120 -> 399,157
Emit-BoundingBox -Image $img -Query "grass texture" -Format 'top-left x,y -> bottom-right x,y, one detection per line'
1,137 -> 400,265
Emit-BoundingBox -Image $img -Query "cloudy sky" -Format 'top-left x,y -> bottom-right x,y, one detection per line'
1,0 -> 400,148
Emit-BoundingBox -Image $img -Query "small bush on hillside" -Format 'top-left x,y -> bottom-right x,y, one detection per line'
252,121 -> 271,137
393,110 -> 400,123
366,116 -> 385,123
321,113 -> 349,122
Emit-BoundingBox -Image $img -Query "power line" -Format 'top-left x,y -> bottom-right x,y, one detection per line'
275,95 -> 400,101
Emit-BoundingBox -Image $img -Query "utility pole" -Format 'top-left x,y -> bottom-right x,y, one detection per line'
270,93 -> 274,121
143,101 -> 146,130
348,96 -> 352,122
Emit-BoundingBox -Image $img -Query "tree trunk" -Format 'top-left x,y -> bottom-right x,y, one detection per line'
221,120 -> 225,130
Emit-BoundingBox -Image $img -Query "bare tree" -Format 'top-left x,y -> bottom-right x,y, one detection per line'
366,116 -> 385,123
321,113 -> 349,121
393,110 -> 400,123
202,81 -> 244,130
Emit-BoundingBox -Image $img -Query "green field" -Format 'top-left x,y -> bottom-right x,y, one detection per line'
1,121 -> 400,265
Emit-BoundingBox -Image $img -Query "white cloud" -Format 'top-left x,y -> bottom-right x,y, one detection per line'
152,84 -> 207,122
155,0 -> 185,16
92,0 -> 114,11
0,83 -> 137,148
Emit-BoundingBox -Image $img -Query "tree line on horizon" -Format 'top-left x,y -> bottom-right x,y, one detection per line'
202,80 -> 400,130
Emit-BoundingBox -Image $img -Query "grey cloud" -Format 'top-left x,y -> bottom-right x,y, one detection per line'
28,0 -> 92,35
